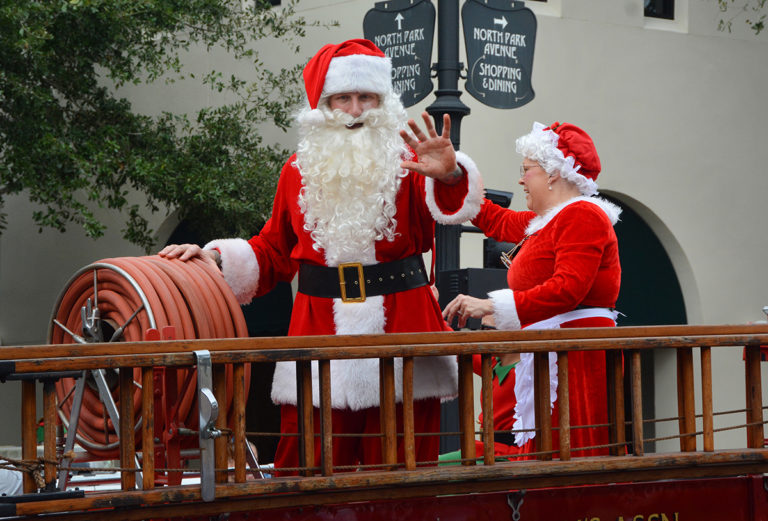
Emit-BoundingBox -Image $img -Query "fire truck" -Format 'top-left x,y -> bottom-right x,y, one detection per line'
0,257 -> 765,520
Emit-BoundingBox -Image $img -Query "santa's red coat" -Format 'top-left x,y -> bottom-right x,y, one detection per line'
207,151 -> 484,411
471,196 -> 622,457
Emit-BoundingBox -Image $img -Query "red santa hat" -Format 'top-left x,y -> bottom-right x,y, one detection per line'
302,39 -> 393,111
516,121 -> 602,196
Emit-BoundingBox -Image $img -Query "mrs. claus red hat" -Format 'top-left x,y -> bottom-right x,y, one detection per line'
516,121 -> 601,196
302,39 -> 392,110
545,122 -> 601,182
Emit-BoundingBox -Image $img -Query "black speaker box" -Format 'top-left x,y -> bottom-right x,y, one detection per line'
436,268 -> 508,330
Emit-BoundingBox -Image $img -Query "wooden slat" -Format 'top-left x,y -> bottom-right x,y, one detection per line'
481,354 -> 494,465
163,367 -> 182,486
457,355 -> 476,465
319,359 -> 333,476
119,368 -> 136,490
233,363 -> 247,483
42,379 -> 57,488
213,364 -> 228,483
744,344 -> 764,448
557,351 -> 570,461
402,357 -> 416,470
379,357 -> 397,468
605,350 -> 625,456
8,335 -> 768,373
700,346 -> 714,452
534,352 -> 552,460
9,324 -> 768,358
21,379 -> 37,493
676,348 -> 696,452
296,360 -> 314,477
7,326 -> 768,370
605,350 -> 617,455
141,366 -> 155,490
631,350 -> 644,456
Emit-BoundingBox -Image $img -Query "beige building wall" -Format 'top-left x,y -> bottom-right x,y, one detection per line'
2,0 -> 767,451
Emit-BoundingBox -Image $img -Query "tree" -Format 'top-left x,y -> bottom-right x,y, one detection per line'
718,0 -> 767,35
0,0 -> 324,251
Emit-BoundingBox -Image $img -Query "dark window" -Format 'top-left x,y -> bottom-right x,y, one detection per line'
644,0 -> 674,20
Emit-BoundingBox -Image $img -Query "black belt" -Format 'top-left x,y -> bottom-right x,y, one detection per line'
298,255 -> 428,303
494,431 -> 517,446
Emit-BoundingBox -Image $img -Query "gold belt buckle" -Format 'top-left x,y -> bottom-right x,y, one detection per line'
338,262 -> 366,303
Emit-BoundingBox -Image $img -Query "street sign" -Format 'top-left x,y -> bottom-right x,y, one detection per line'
364,0 -> 436,107
461,0 -> 536,109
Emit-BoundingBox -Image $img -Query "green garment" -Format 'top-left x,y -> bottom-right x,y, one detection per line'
437,359 -> 519,466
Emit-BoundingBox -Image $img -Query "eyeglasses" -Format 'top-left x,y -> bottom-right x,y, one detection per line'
519,164 -> 540,179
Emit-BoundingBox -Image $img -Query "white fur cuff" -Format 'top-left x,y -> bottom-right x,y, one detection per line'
204,238 -> 260,305
489,288 -> 521,330
424,151 -> 484,225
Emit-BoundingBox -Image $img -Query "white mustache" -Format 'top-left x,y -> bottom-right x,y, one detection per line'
330,108 -> 384,129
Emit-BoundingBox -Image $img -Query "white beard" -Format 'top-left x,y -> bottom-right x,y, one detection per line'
295,99 -> 411,267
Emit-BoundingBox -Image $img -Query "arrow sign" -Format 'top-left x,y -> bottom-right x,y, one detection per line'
363,0 -> 436,108
462,0 -> 537,109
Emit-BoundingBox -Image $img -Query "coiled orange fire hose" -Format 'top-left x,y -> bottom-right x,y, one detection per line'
48,256 -> 249,459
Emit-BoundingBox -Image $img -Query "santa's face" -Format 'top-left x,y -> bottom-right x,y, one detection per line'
295,92 -> 410,266
328,91 -> 380,123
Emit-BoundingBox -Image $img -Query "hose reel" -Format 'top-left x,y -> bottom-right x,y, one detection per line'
47,256 -> 250,469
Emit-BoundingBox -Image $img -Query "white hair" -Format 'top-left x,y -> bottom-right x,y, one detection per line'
515,122 -> 598,196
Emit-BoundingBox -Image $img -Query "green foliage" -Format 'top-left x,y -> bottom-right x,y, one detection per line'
0,0 -> 322,251
718,0 -> 767,35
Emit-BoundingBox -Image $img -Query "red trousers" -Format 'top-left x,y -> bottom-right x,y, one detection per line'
273,398 -> 441,474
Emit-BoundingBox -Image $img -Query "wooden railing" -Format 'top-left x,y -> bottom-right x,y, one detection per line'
1,324 -> 767,519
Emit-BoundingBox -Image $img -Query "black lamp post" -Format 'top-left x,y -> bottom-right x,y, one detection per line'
426,0 -> 470,276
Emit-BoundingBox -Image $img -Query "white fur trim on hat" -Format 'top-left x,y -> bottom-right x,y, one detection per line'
322,54 -> 393,99
203,238 -> 260,305
525,196 -> 622,236
516,122 -> 598,197
424,151 -> 484,225
488,288 -> 521,330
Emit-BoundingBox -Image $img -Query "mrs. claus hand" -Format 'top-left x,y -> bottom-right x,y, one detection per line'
442,293 -> 494,329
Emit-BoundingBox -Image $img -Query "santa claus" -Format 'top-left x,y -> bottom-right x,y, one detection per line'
160,39 -> 483,471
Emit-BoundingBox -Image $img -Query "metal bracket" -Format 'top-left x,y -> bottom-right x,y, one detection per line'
507,490 -> 526,521
81,298 -> 102,342
195,351 -> 221,502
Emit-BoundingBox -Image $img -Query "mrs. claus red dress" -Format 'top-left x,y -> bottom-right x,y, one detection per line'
472,195 -> 622,458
